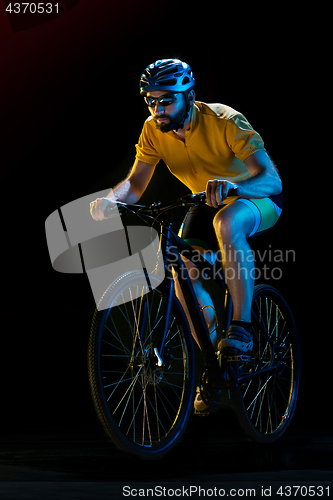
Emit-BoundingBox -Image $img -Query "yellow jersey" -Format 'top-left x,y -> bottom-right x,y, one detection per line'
135,101 -> 266,194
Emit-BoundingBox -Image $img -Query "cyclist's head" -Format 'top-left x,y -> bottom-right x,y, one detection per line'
140,59 -> 195,131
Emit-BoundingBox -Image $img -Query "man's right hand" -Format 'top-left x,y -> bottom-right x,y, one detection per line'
90,197 -> 111,221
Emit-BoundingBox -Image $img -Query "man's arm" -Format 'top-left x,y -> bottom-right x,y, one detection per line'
238,150 -> 282,198
206,151 -> 282,207
90,160 -> 156,220
111,159 -> 156,203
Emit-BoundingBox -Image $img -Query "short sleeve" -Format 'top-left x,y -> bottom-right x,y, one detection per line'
135,120 -> 161,165
225,113 -> 265,163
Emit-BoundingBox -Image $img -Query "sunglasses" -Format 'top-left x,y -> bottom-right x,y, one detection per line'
144,93 -> 179,108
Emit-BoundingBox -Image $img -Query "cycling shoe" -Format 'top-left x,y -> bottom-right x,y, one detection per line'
194,388 -> 221,414
218,325 -> 253,355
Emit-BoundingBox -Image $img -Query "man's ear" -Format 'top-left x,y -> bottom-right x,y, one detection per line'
188,89 -> 196,105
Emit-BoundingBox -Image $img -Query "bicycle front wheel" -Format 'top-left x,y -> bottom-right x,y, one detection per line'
87,271 -> 196,459
232,284 -> 301,443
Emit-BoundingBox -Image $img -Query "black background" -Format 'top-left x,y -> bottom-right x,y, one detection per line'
0,1 -> 323,436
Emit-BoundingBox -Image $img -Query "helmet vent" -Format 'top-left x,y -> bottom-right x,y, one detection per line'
157,78 -> 177,86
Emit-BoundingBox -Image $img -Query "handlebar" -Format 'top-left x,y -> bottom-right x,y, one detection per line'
180,188 -> 238,205
104,188 -> 239,218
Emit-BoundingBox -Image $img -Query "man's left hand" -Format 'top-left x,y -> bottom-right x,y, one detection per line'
206,179 -> 237,208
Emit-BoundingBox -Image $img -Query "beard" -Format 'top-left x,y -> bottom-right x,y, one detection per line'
153,100 -> 188,133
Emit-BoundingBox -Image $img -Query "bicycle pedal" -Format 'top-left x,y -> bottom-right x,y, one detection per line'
194,408 -> 210,417
226,354 -> 252,363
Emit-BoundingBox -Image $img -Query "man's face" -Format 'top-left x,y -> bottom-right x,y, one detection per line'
146,91 -> 187,133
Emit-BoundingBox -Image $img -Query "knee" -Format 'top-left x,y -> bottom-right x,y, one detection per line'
213,209 -> 234,243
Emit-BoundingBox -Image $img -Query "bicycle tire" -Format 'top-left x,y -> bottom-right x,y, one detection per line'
87,271 -> 196,459
231,284 -> 301,443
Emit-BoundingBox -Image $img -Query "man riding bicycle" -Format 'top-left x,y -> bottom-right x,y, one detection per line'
90,58 -> 282,377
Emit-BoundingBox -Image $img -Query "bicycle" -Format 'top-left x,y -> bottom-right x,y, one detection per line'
87,190 -> 300,460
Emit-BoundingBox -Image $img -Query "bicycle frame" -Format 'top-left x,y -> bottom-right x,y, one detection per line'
149,218 -> 285,388
115,197 -> 285,390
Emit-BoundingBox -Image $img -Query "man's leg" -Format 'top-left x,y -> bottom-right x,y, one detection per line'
213,201 -> 257,353
173,247 -> 219,412
173,246 -> 218,350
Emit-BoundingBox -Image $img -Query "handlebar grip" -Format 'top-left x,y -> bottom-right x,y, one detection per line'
104,202 -> 134,218
104,207 -> 113,217
104,204 -> 123,218
191,187 -> 239,204
228,187 -> 239,197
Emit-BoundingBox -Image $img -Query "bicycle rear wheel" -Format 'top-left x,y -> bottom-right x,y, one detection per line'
88,271 -> 196,459
232,284 -> 300,443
